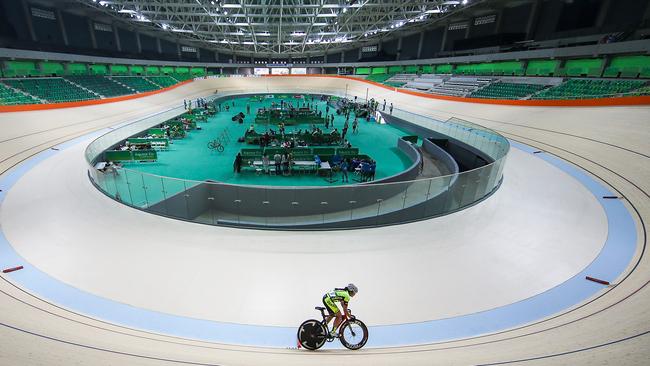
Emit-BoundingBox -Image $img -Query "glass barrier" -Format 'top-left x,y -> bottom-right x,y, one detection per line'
86,92 -> 510,230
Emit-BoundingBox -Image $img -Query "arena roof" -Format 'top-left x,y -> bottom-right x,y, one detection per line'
74,0 -> 487,56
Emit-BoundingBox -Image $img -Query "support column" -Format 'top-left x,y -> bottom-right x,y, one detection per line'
525,0 -> 542,40
156,38 -> 162,54
20,0 -> 37,42
440,25 -> 448,52
416,32 -> 424,59
595,0 -> 612,28
88,19 -> 97,49
494,9 -> 504,34
56,9 -> 68,46
136,32 -> 142,54
113,24 -> 121,52
396,37 -> 403,61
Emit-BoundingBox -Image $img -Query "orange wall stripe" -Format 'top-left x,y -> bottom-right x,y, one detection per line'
264,74 -> 650,107
0,79 -> 193,113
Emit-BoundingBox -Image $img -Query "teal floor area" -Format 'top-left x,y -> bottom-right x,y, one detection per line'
122,94 -> 413,187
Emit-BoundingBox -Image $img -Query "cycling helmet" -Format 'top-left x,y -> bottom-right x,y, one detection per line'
346,283 -> 358,296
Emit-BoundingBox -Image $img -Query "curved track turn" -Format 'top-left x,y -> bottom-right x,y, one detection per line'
0,76 -> 648,365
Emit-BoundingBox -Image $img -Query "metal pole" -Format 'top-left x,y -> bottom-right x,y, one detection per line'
365,88 -> 369,103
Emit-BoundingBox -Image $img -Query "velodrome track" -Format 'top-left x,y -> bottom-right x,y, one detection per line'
0,76 -> 648,365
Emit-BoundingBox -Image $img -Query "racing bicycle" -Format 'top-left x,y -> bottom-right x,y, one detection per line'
207,138 -> 225,152
297,307 -> 368,350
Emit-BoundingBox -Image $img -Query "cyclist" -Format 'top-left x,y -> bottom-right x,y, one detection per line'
322,283 -> 358,337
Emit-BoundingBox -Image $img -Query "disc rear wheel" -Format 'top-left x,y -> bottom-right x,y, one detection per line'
297,319 -> 327,350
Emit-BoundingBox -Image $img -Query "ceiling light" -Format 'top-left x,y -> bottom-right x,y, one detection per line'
118,9 -> 136,14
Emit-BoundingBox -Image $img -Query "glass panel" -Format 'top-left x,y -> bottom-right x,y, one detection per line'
84,93 -> 511,229
141,173 -> 165,208
125,169 -> 145,207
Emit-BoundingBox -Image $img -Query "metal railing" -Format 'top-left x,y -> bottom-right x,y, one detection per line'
85,91 -> 509,229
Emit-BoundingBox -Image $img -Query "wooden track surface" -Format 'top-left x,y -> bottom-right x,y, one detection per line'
0,77 -> 649,365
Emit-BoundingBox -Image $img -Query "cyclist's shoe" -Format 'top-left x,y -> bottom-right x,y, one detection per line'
329,330 -> 339,338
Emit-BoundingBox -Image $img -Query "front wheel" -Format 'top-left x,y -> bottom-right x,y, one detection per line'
297,319 -> 327,351
339,318 -> 368,350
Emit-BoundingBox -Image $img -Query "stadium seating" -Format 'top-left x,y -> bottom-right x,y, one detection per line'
355,67 -> 371,75
109,65 -> 129,76
435,64 -> 453,74
454,62 -> 525,76
65,76 -> 132,97
469,82 -> 548,100
603,55 -> 650,78
429,76 -> 493,97
563,58 -> 604,77
89,64 -> 109,75
190,67 -> 206,77
0,83 -> 41,105
2,61 -> 39,77
525,60 -> 560,76
145,66 -> 160,75
128,65 -> 144,75
404,65 -> 420,73
3,78 -> 97,103
40,62 -> 65,76
532,79 -> 646,99
67,63 -> 88,76
403,75 -> 493,97
160,66 -> 175,75
630,85 -> 650,96
111,76 -> 160,92
404,74 -> 446,91
171,73 -> 194,81
146,76 -> 180,88
366,73 -> 395,83
384,74 -> 416,87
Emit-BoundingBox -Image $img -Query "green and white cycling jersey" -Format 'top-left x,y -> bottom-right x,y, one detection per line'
327,289 -> 351,303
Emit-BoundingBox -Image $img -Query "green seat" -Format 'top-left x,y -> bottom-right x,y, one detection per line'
355,67 -> 371,75
604,55 -> 650,79
366,73 -> 395,83
532,79 -> 646,100
112,76 -> 160,92
66,76 -> 132,97
525,60 -> 560,76
3,78 -> 97,103
146,76 -> 179,88
3,61 -> 38,77
564,58 -> 604,77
